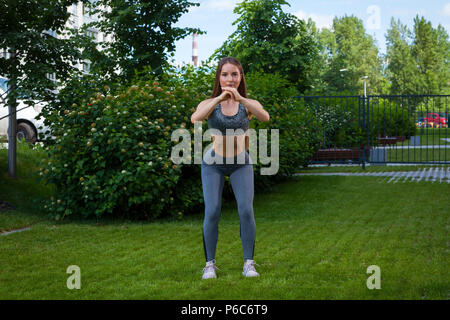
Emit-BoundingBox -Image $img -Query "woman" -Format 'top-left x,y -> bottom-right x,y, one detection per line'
191,57 -> 270,279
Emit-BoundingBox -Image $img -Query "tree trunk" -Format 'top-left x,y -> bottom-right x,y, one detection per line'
7,49 -> 18,179
7,87 -> 17,179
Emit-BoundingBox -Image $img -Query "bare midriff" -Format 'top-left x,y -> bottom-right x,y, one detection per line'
211,130 -> 249,157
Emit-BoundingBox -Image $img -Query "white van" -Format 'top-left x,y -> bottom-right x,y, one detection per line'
0,77 -> 50,144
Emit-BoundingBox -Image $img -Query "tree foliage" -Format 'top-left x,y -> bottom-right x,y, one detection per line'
411,16 -> 449,94
385,18 -> 417,95
320,15 -> 385,95
212,0 -> 321,93
0,0 -> 86,104
84,0 -> 203,82
386,16 -> 450,95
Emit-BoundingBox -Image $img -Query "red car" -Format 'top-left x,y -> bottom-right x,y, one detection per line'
424,113 -> 447,128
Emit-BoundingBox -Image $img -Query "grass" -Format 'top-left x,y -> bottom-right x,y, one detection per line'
375,128 -> 450,162
0,140 -> 54,232
386,147 -> 450,162
393,128 -> 450,146
298,164 -> 445,174
0,142 -> 449,299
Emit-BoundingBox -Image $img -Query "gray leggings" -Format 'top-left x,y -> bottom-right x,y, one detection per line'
201,148 -> 255,262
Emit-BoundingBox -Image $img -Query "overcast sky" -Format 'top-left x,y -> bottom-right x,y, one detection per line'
173,0 -> 450,65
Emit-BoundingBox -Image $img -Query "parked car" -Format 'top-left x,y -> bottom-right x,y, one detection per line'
416,117 -> 432,128
424,113 -> 448,128
0,77 -> 50,144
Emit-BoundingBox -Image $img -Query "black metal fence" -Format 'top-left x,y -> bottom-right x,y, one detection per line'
295,95 -> 449,166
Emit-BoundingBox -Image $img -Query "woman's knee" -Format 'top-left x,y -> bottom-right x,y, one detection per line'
204,204 -> 221,222
238,204 -> 254,221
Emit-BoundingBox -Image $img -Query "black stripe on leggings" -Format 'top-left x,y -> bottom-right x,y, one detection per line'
240,223 -> 255,260
252,240 -> 255,260
202,228 -> 208,262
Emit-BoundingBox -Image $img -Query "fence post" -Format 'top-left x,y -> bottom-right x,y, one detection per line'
360,96 -> 366,170
366,96 -> 371,169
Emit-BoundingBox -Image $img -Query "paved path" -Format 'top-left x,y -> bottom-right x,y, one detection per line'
1,226 -> 31,236
1,142 -> 44,149
295,167 -> 450,184
377,145 -> 450,149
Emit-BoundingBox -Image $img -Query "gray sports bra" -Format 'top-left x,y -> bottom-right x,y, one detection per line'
208,103 -> 249,135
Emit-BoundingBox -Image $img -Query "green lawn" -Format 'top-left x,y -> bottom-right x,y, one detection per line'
0,142 -> 449,299
386,147 -> 450,162
414,128 -> 450,146
391,128 -> 450,146
384,128 -> 450,161
298,164 -> 444,173
0,141 -> 54,232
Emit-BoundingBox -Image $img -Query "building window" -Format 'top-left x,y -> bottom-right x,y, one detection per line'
43,29 -> 57,38
71,3 -> 77,16
83,60 -> 91,73
1,48 -> 8,59
85,29 -> 98,42
46,73 -> 56,83
0,77 -> 8,92
83,0 -> 98,17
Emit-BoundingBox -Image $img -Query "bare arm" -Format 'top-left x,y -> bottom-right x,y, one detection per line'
239,97 -> 270,122
221,86 -> 270,122
190,91 -> 232,123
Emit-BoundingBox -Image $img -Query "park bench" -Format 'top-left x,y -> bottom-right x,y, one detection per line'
311,147 -> 369,161
377,136 -> 406,145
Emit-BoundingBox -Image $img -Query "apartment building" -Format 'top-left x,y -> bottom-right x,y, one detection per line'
0,1 -> 110,142
65,1 -> 112,74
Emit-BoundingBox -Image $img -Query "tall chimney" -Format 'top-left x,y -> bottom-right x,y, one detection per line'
192,33 -> 198,67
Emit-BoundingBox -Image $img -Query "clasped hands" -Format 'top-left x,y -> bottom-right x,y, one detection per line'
219,87 -> 243,102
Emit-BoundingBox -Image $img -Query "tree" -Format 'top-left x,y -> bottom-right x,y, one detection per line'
309,21 -> 336,94
212,0 -> 321,93
323,15 -> 385,95
411,16 -> 450,94
385,16 -> 449,95
0,0 -> 86,178
84,0 -> 203,82
385,18 -> 418,95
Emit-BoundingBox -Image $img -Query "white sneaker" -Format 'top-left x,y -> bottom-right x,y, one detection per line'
242,260 -> 260,277
202,260 -> 218,279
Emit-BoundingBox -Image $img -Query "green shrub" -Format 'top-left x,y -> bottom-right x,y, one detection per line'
245,71 -> 321,181
305,102 -> 364,148
299,96 -> 416,149
38,71 -> 202,220
368,98 -> 417,143
37,67 -> 321,220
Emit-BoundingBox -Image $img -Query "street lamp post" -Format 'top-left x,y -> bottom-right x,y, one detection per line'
360,75 -> 369,170
340,68 -> 348,89
361,75 -> 368,98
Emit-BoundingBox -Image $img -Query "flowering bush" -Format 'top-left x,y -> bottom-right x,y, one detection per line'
37,70 -> 206,220
37,66 -> 321,220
